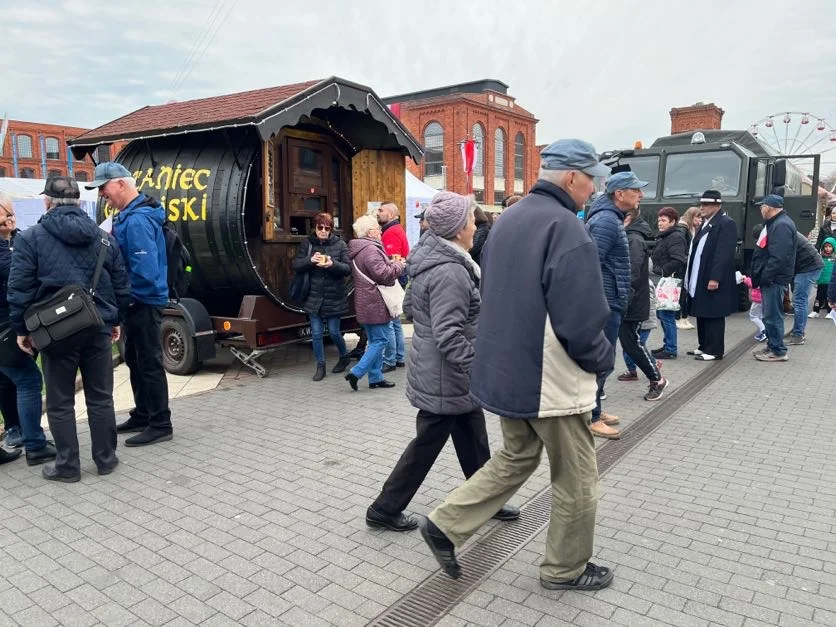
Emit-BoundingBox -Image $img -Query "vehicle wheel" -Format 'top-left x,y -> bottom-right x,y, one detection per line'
738,283 -> 750,312
160,317 -> 199,375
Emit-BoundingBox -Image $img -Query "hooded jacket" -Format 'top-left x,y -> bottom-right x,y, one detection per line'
818,237 -> 835,285
291,233 -> 351,318
751,210 -> 796,287
112,193 -> 169,306
7,205 -> 131,335
404,232 -> 481,414
586,194 -> 631,313
624,217 -> 653,322
348,237 -> 403,325
470,180 -> 612,420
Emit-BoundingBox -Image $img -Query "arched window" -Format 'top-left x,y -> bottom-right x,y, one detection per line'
19,167 -> 35,178
514,132 -> 525,180
0,166 -> 5,177
95,145 -> 111,162
46,137 -> 60,160
472,123 -> 484,177
423,122 -> 444,177
494,128 -> 506,179
75,171 -> 89,182
17,135 -> 33,159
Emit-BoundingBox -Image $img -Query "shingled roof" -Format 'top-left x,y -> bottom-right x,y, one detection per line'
68,77 -> 423,161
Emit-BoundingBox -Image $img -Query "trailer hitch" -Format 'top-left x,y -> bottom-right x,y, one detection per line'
228,346 -> 268,378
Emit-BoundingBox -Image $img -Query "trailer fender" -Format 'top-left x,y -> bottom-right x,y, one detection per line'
162,298 -> 216,375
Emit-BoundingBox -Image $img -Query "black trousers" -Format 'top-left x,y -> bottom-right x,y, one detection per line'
618,320 -> 661,381
42,330 -> 117,474
125,304 -> 171,431
814,284 -> 830,312
0,371 -> 20,430
371,408 -> 491,515
696,316 -> 726,357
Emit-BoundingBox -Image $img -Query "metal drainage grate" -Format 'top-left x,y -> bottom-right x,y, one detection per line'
369,336 -> 753,627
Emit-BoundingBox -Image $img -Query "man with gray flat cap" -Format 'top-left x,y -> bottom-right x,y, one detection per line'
419,139 -> 616,592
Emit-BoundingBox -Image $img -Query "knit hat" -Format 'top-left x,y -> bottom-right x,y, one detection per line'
425,191 -> 471,239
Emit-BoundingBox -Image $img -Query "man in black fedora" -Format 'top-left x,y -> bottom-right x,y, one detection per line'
683,190 -> 738,360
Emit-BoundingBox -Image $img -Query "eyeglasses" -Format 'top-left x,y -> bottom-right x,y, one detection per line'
315,225 -> 332,232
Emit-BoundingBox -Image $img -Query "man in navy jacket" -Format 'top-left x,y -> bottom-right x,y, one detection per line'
87,163 -> 172,446
751,194 -> 796,362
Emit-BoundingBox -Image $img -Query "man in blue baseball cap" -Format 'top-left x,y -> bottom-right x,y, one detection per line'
419,139 -> 616,593
584,168 -> 651,439
90,162 -> 174,446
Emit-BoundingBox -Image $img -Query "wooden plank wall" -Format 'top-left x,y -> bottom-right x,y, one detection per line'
351,150 -> 406,222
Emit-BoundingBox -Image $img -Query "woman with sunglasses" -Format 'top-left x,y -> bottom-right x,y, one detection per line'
291,213 -> 352,381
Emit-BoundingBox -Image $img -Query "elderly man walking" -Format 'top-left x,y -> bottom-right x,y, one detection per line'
684,190 -> 738,361
751,195 -> 796,362
419,139 -> 615,591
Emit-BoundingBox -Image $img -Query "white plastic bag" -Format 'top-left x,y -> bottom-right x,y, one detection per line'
655,276 -> 682,311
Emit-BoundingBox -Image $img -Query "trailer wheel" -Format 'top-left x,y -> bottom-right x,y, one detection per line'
161,317 -> 199,375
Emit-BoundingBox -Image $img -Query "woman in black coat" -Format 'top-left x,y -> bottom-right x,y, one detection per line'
651,206 -> 688,359
291,213 -> 352,381
469,205 -> 491,265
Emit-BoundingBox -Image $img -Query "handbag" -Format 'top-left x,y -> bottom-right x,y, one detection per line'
353,260 -> 405,318
23,237 -> 110,353
655,276 -> 682,311
290,240 -> 312,302
0,323 -> 31,367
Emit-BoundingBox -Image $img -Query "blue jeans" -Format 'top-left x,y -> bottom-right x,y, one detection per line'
351,323 -> 389,384
309,314 -> 348,365
656,309 -> 678,354
0,359 -> 46,451
761,284 -> 788,356
792,269 -> 820,336
592,310 -> 622,422
623,329 -> 651,372
383,316 -> 405,366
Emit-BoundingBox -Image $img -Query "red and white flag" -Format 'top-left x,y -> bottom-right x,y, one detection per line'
461,139 -> 476,193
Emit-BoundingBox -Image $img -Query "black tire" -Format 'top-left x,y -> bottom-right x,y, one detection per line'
160,316 -> 199,375
738,283 -> 750,312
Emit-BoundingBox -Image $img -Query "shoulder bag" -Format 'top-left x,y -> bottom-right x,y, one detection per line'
353,260 -> 404,318
23,237 -> 110,353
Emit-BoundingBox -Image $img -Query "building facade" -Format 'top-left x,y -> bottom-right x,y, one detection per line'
669,102 -> 725,134
0,119 -> 126,182
383,80 -> 539,208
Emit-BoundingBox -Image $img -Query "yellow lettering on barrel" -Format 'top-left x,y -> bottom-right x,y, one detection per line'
193,169 -> 210,190
139,167 -> 155,190
156,166 -> 173,191
179,168 -> 195,190
201,194 -> 207,220
171,164 -> 183,188
132,170 -> 142,181
167,198 -> 181,221
182,197 -> 200,221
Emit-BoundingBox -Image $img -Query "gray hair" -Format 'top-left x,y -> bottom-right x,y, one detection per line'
538,167 -> 570,188
44,196 -> 82,210
353,214 -> 379,238
113,176 -> 137,188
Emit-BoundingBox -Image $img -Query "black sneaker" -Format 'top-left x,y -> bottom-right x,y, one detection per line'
125,428 -> 173,447
0,448 -> 21,465
115,418 -> 147,434
652,350 -> 677,360
644,377 -> 668,401
419,517 -> 460,579
382,364 -> 397,373
540,562 -> 614,591
25,441 -> 57,466
41,463 -> 80,483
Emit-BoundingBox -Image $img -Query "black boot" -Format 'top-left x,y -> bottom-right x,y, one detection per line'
419,517 -> 460,579
332,356 -> 351,374
125,427 -> 173,447
25,441 -> 57,466
116,417 -> 147,433
345,372 -> 359,391
313,363 -> 326,381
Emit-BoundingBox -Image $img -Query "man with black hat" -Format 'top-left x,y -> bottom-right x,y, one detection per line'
86,162 -> 173,447
750,194 -> 796,361
683,190 -> 738,361
416,208 -> 429,235
8,176 -> 130,481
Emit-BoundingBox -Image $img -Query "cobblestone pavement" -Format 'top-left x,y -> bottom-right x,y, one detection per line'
0,312 -> 833,626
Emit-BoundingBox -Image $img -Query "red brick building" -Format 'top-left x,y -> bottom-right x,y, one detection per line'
0,119 -> 126,182
669,102 -> 725,134
383,79 -> 539,208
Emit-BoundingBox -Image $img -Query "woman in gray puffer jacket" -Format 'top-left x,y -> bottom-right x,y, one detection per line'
365,191 -> 518,532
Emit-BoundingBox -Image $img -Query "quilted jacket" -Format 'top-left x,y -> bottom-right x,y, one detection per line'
8,205 -> 131,335
586,194 -> 631,314
348,237 -> 403,325
291,233 -> 351,318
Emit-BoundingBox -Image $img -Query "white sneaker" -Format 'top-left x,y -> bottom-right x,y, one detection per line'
808,311 -> 819,319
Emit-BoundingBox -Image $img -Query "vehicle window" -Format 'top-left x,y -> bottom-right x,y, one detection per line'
756,161 -> 767,196
663,151 -> 742,198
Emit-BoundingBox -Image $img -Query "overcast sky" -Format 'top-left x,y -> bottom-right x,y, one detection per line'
4,0 -> 835,172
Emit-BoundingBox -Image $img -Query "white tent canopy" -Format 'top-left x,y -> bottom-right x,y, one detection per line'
0,178 -> 99,230
405,171 -> 439,247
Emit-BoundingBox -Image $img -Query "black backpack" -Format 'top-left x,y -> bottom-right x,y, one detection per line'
163,221 -> 191,300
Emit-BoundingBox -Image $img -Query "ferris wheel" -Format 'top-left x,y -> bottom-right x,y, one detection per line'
749,112 -> 836,177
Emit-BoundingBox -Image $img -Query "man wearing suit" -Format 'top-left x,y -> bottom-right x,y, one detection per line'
683,190 -> 738,361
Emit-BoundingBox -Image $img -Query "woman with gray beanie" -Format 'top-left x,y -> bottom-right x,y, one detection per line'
365,191 -> 519,532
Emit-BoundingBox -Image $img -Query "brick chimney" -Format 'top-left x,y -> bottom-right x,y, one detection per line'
669,102 -> 725,134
